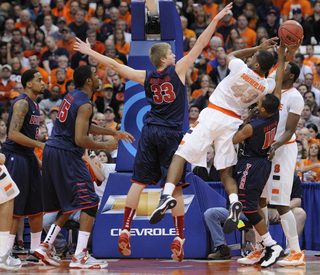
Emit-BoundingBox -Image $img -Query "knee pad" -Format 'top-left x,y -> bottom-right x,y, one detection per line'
244,211 -> 262,226
82,205 -> 98,217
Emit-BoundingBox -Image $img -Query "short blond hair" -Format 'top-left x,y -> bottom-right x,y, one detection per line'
149,43 -> 171,69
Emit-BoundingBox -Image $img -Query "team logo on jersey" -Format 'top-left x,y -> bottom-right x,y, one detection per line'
29,115 -> 41,125
101,188 -> 194,220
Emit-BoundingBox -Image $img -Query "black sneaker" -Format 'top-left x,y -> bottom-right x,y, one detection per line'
223,201 -> 243,234
207,244 -> 231,260
55,245 -> 69,258
149,195 -> 177,224
26,251 -> 40,263
260,243 -> 283,268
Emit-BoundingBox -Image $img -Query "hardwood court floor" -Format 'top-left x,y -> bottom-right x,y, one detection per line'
1,254 -> 319,275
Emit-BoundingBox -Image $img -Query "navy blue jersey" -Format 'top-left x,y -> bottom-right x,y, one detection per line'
2,94 -> 40,156
144,66 -> 186,130
46,89 -> 92,157
243,110 -> 279,158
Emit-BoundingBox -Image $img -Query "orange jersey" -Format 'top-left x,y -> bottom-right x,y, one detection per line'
239,27 -> 256,48
51,67 -> 74,87
14,21 -> 31,36
115,43 -> 130,56
56,38 -> 77,58
282,0 -> 311,18
302,158 -> 320,181
51,6 -> 70,18
203,4 -> 218,21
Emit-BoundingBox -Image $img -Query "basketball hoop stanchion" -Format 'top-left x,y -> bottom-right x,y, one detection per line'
93,0 -> 213,259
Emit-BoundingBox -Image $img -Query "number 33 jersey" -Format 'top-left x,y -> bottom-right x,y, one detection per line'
144,66 -> 186,130
210,59 -> 276,116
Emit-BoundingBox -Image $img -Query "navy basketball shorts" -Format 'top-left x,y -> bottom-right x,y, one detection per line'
132,124 -> 189,188
42,145 -> 99,213
234,156 -> 271,213
2,149 -> 42,217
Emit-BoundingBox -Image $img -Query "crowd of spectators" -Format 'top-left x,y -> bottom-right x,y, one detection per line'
0,0 -> 320,182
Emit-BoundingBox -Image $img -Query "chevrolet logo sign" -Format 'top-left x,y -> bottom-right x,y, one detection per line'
101,188 -> 194,220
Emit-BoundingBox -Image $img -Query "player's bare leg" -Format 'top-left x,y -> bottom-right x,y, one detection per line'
171,187 -> 185,262
149,155 -> 186,224
119,183 -> 145,255
220,167 -> 242,234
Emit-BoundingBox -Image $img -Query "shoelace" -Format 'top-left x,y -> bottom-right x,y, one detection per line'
246,249 -> 261,259
284,251 -> 300,261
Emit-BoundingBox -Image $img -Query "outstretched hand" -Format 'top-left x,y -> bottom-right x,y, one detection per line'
259,37 -> 278,51
214,3 -> 233,21
283,38 -> 303,62
114,131 -> 135,144
73,37 -> 91,54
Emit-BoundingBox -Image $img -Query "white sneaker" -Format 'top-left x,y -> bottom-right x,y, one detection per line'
34,242 -> 60,266
237,248 -> 262,265
277,250 -> 306,266
69,249 -> 108,269
0,249 -> 22,270
171,236 -> 185,262
260,243 -> 283,268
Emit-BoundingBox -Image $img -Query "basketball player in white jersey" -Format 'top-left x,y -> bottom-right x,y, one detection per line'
259,57 -> 306,266
0,153 -> 22,270
150,37 -> 281,242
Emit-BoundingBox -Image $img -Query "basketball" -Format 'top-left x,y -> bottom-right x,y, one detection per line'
278,20 -> 304,45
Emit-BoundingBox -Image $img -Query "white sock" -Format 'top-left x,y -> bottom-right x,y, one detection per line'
253,226 -> 263,249
163,183 -> 176,196
44,224 -> 61,245
280,211 -> 301,252
261,207 -> 269,228
229,193 -> 238,204
7,234 -> 15,250
0,231 -> 9,256
261,232 -> 276,247
31,232 -> 42,251
75,231 -> 90,256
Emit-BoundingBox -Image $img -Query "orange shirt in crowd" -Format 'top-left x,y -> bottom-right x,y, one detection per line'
115,43 -> 130,56
51,67 -> 74,87
191,88 -> 204,99
23,49 -> 44,62
49,82 -> 67,95
14,21 -> 31,36
301,158 -> 320,181
282,0 -> 312,19
25,67 -> 49,85
119,11 -> 131,27
92,41 -> 106,55
303,57 -> 319,69
203,4 -> 218,21
273,0 -> 288,11
51,6 -> 70,18
239,27 -> 256,48
183,28 -> 196,39
85,7 -> 95,22
65,11 -> 76,25
56,38 -> 77,58
34,148 -> 43,161
0,78 -> 16,104
313,74 -> 320,90
105,122 -> 118,131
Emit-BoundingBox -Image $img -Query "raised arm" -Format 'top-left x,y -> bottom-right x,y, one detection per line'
175,3 -> 233,79
272,41 -> 286,101
74,38 -> 146,85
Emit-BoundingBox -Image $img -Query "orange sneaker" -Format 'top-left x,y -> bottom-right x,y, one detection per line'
237,247 -> 262,265
171,236 -> 185,262
118,229 -> 131,256
277,250 -> 306,266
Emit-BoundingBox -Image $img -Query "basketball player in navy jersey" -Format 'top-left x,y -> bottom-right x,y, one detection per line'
74,2 -> 233,262
1,70 -> 46,262
34,65 -> 134,269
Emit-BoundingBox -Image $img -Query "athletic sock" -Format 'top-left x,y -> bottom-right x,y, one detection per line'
31,232 -> 42,251
261,232 -> 276,247
229,193 -> 238,204
7,234 -> 15,250
163,183 -> 176,196
0,231 -> 9,256
122,207 -> 136,231
75,231 -> 90,256
44,224 -> 61,245
173,215 -> 184,239
280,211 -> 301,252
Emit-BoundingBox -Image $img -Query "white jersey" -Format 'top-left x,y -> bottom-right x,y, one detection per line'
275,87 -> 304,142
209,59 -> 276,116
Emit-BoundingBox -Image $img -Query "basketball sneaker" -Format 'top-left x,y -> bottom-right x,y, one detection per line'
69,248 -> 108,269
277,250 -> 306,266
0,249 -> 22,270
171,236 -> 185,262
34,243 -> 60,266
26,250 -> 40,263
118,229 -> 131,256
260,243 -> 283,268
149,195 -> 177,224
223,201 -> 243,234
237,247 -> 263,265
